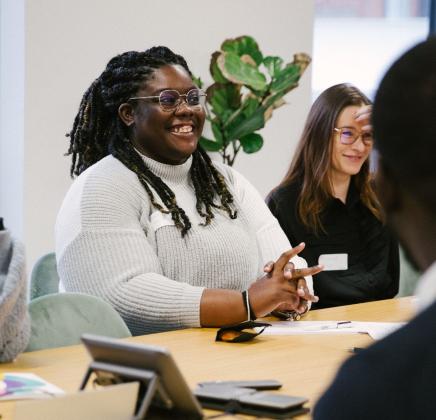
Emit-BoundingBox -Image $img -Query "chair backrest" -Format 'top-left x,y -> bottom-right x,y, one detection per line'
397,246 -> 421,297
30,252 -> 59,300
26,293 -> 131,352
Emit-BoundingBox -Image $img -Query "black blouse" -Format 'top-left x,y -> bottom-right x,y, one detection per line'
267,180 -> 399,308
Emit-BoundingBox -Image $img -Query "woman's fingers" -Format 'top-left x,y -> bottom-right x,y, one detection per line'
283,268 -> 321,302
263,261 -> 274,274
355,105 -> 372,131
297,277 -> 317,301
355,104 -> 371,119
296,277 -> 319,303
274,243 -> 306,271
254,244 -> 322,315
297,277 -> 307,297
273,293 -> 301,311
286,264 -> 323,280
284,260 -> 295,273
296,299 -> 310,314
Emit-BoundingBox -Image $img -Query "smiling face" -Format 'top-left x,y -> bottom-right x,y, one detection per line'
330,105 -> 372,180
127,64 -> 205,165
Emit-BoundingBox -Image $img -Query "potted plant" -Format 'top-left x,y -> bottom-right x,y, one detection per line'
195,35 -> 311,166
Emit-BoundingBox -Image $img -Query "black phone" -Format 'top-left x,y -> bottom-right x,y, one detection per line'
194,385 -> 309,419
238,392 -> 307,410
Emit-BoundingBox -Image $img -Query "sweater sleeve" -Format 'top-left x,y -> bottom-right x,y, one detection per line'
216,164 -> 313,294
55,164 -> 204,336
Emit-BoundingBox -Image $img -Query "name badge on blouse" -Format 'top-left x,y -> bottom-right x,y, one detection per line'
318,253 -> 348,271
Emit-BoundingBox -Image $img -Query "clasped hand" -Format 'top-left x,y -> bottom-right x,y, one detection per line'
248,243 -> 322,318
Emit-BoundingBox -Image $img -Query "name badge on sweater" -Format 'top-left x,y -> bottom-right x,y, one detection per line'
318,253 -> 348,271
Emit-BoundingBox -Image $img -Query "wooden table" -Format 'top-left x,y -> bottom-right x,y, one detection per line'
0,297 -> 415,419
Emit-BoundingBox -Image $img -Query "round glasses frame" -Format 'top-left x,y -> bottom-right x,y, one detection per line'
128,88 -> 207,112
334,127 -> 374,145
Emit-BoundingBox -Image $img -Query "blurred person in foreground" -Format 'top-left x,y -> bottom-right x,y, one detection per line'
314,37 -> 436,420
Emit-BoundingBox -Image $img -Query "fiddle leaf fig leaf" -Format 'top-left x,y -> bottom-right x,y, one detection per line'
210,51 -> 228,83
241,95 -> 260,117
263,91 -> 286,109
293,52 -> 311,73
270,63 -> 301,93
211,121 -> 225,145
264,106 -> 273,122
207,83 -> 241,109
191,74 -> 203,89
217,52 -> 267,91
207,83 -> 241,123
263,56 -> 284,78
269,53 -> 311,94
199,135 -> 223,152
227,106 -> 265,140
239,133 -> 264,153
221,35 -> 263,66
264,100 -> 285,122
200,36 -> 310,166
240,54 -> 257,67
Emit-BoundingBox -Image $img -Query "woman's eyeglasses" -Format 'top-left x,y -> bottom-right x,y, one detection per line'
334,127 -> 373,145
129,88 -> 207,112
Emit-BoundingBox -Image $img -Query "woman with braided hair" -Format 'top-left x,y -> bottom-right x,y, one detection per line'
55,46 -> 322,335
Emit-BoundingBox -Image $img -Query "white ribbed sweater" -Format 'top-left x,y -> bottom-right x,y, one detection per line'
56,154 -> 310,335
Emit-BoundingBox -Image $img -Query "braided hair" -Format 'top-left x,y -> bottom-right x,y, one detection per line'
67,46 -> 237,236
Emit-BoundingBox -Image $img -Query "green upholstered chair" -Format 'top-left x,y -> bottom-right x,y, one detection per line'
26,293 -> 131,352
30,252 -> 59,300
397,246 -> 421,297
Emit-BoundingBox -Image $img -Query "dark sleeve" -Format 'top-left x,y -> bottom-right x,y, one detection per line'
314,354 -> 391,420
265,189 -> 299,247
265,191 -> 279,217
313,358 -> 366,419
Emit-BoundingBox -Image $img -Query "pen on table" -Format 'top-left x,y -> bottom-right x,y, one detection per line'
349,347 -> 365,354
303,321 -> 352,331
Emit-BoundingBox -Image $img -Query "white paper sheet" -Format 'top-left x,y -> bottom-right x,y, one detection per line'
259,320 -> 406,340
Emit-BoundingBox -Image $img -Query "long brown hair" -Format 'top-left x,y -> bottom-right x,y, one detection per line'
277,83 -> 382,234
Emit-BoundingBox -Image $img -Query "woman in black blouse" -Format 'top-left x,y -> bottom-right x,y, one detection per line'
267,83 -> 399,308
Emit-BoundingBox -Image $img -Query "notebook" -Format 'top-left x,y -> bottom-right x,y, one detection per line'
0,373 -> 64,400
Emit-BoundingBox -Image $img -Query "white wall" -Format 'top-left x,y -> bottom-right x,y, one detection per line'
313,17 -> 428,100
0,0 -> 25,238
0,0 -> 314,268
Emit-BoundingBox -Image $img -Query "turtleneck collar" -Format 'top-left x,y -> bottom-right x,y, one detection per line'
136,149 -> 193,184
